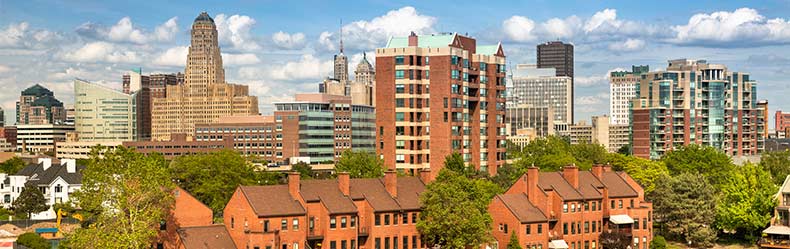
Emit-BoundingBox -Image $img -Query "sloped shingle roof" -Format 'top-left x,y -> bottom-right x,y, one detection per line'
497,193 -> 548,223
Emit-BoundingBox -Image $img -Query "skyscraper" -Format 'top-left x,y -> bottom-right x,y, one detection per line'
16,84 -> 66,125
631,59 -> 765,159
150,12 -> 258,141
376,32 -> 507,176
537,41 -> 574,122
507,64 -> 573,126
74,79 -> 137,142
609,65 -> 649,125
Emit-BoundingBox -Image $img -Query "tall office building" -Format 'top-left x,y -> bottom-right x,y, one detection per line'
376,32 -> 507,175
537,41 -> 574,122
319,30 -> 376,106
609,65 -> 649,125
507,64 -> 573,128
16,84 -> 67,125
506,105 -> 555,137
123,71 -> 181,141
74,79 -> 137,142
631,59 -> 765,159
150,12 -> 258,141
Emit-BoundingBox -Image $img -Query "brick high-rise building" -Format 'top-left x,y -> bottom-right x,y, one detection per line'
609,65 -> 649,125
631,59 -> 765,159
16,84 -> 66,125
537,41 -> 574,123
375,32 -> 507,176
151,12 -> 258,141
775,110 -> 790,137
490,165 -> 653,249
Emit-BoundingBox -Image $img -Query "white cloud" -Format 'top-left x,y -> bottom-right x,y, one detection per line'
575,67 -> 626,87
153,46 -> 188,67
672,8 -> 790,46
503,9 -> 656,44
61,42 -> 141,63
0,65 -> 9,74
107,17 -> 148,44
0,22 -> 29,47
319,6 -> 437,51
214,14 -> 260,51
154,17 -> 179,41
503,16 -> 536,42
77,16 -> 178,44
0,22 -> 59,49
608,38 -> 646,51
222,53 -> 261,65
268,54 -> 332,81
577,95 -> 603,105
272,31 -> 306,49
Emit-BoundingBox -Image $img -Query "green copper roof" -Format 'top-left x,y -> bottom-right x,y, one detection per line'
477,44 -> 501,55
21,84 -> 53,97
385,33 -> 456,48
30,95 -> 63,107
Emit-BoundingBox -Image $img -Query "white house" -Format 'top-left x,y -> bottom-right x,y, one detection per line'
0,158 -> 83,220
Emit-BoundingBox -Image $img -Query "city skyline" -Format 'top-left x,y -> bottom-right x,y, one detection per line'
2,1 -> 790,128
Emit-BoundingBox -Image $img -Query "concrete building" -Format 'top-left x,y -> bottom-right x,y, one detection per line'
537,41 -> 574,123
0,158 -> 83,220
508,128 -> 539,149
74,79 -> 137,142
508,65 -> 573,128
506,105 -> 555,138
16,84 -> 67,125
16,124 -> 74,153
223,171 -> 429,249
56,140 -> 122,159
490,165 -> 653,249
122,133 -> 233,160
609,66 -> 649,125
631,59 -> 766,159
150,12 -> 258,141
567,115 -> 630,153
195,94 -> 376,164
375,32 -> 507,175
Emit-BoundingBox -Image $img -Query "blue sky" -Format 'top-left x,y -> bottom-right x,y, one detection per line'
1,0 -> 790,127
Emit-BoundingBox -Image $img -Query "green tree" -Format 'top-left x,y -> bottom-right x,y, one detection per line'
489,163 -> 522,190
649,173 -> 717,246
13,183 -> 48,219
444,152 -> 466,173
334,150 -> 384,178
650,235 -> 667,249
0,157 -> 26,174
617,144 -> 632,155
599,231 -> 630,249
417,169 -> 499,248
506,233 -> 522,249
759,150 -> 790,185
16,232 -> 49,249
570,142 -> 608,170
291,162 -> 314,179
607,153 -> 669,195
169,150 -> 271,214
661,144 -> 733,186
64,146 -> 174,249
510,136 -> 575,172
716,163 -> 777,239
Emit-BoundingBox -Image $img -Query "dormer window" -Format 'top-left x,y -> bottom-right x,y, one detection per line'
55,185 -> 62,193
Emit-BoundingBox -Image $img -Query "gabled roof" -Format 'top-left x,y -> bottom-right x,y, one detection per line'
21,84 -> 53,97
577,171 -> 604,199
348,177 -> 426,212
17,162 -> 84,185
477,43 -> 504,56
177,225 -> 235,249
240,185 -> 306,217
300,180 -> 358,215
497,193 -> 548,223
600,172 -> 639,198
395,177 -> 425,210
538,172 -> 584,201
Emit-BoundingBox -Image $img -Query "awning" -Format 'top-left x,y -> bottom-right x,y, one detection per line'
609,214 -> 635,225
764,226 -> 790,235
548,240 -> 569,249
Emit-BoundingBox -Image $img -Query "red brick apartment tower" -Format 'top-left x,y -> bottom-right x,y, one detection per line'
490,165 -> 653,249
375,32 -> 507,176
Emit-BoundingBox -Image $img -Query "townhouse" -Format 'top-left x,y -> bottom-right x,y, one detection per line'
223,170 -> 430,249
490,164 -> 653,249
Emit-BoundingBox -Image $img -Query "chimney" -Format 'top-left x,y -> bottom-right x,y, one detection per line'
603,163 -> 612,172
63,159 -> 76,173
408,31 -> 418,47
384,170 -> 397,198
338,172 -> 350,196
562,164 -> 579,188
526,166 -> 539,203
38,158 -> 52,171
288,172 -> 300,198
592,164 -> 604,178
419,168 -> 434,183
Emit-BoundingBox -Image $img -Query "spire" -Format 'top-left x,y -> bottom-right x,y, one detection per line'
339,19 -> 344,54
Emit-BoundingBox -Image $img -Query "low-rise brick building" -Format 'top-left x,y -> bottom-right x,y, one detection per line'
490,164 -> 653,249
223,170 -> 429,249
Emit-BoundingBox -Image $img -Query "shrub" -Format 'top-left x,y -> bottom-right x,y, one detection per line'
16,232 -> 49,249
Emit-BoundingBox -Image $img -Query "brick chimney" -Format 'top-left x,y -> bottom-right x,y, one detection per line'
562,164 -> 579,188
288,172 -> 300,198
408,31 -> 418,47
338,172 -> 350,196
592,164 -> 604,178
419,168 -> 433,183
384,170 -> 397,198
527,166 -> 539,203
603,163 -> 612,172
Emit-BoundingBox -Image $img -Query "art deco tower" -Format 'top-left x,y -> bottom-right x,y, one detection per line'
150,12 -> 258,141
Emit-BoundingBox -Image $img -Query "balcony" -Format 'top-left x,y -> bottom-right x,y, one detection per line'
308,229 -> 323,240
358,226 -> 370,237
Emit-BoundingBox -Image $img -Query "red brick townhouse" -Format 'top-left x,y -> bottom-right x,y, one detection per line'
157,186 -> 236,249
223,170 -> 431,249
489,165 -> 653,249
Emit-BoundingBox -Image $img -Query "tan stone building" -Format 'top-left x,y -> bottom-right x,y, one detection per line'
319,29 -> 375,107
150,12 -> 258,141
567,115 -> 631,153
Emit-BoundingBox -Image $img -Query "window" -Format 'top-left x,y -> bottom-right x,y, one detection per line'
451,70 -> 459,80
376,238 -> 381,249
395,56 -> 404,65
563,203 -> 568,213
385,237 -> 390,249
403,213 -> 409,224
571,203 -> 575,212
630,199 -> 634,208
451,55 -> 458,65
351,216 -> 356,227
396,113 -> 405,121
643,218 -> 647,230
412,236 -> 417,249
396,84 -> 405,93
352,240 -> 356,249
504,224 -> 508,233
159,220 -> 166,230
425,56 -> 430,65
396,140 -> 405,149
231,217 -> 235,229
592,221 -> 596,233
396,70 -> 405,79
592,201 -> 597,211
375,215 -> 381,226
571,222 -> 576,234
618,200 -> 623,209
563,223 -> 568,235
396,99 -> 405,107
331,241 -> 337,249
330,217 -> 337,229
584,222 -> 589,233
526,224 -> 531,234
384,214 -> 390,225
55,185 -> 62,193
585,202 -> 589,211
293,218 -> 299,230
341,217 -> 347,228
611,200 -> 615,209
538,224 -> 543,234
634,218 -> 640,230
403,237 -> 408,249
282,219 -> 288,230
264,220 -> 270,232
394,236 -> 399,249
412,213 -> 417,223
342,241 -> 348,249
